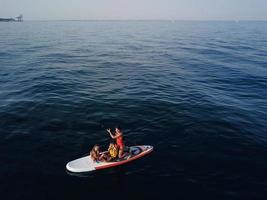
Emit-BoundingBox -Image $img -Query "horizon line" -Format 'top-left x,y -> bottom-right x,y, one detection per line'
22,19 -> 267,22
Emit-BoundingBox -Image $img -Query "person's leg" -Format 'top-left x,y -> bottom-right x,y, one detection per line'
118,148 -> 123,158
99,153 -> 108,162
106,156 -> 112,162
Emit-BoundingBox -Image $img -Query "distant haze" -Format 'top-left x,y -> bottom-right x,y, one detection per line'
0,0 -> 267,21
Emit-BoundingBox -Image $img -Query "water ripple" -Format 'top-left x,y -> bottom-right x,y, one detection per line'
0,21 -> 267,199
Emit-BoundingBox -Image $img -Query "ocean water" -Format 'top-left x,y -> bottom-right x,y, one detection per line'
0,21 -> 267,200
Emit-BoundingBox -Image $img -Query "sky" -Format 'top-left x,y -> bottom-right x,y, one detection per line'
0,0 -> 267,21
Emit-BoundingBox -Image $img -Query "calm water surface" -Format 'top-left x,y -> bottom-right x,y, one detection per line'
0,21 -> 267,200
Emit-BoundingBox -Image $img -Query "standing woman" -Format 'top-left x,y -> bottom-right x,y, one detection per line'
107,126 -> 125,158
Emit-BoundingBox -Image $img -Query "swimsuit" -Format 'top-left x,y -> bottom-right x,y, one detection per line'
116,135 -> 124,149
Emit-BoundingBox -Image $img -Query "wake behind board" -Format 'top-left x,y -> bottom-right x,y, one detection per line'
66,145 -> 153,173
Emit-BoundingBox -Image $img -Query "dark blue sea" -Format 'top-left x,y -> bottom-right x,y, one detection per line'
0,21 -> 267,200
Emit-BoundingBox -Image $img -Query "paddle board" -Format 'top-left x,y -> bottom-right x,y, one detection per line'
66,145 -> 153,173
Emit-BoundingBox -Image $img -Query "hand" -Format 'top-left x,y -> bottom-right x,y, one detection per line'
106,128 -> 111,133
